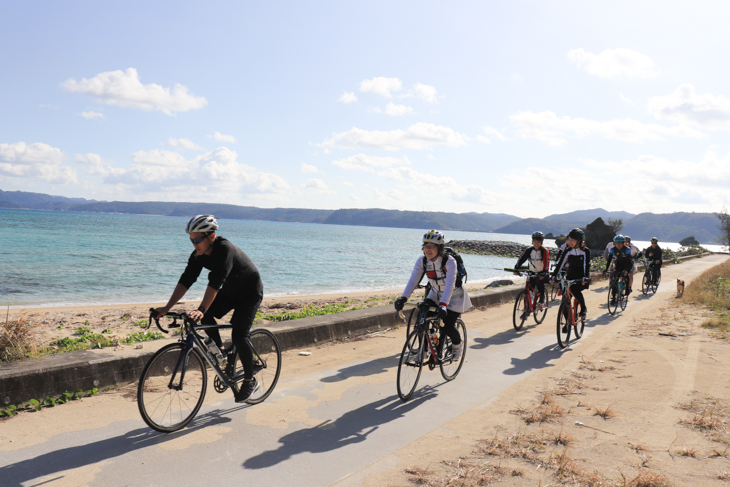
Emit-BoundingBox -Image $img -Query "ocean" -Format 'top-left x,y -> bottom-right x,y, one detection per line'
1,209 -> 533,308
2,209 -> 724,308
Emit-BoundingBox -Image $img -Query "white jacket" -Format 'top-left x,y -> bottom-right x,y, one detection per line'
401,254 -> 472,313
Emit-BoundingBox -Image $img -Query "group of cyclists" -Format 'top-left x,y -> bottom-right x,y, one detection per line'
156,214 -> 664,405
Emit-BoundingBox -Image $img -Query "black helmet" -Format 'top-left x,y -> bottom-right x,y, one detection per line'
531,231 -> 545,241
651,237 -> 658,243
568,228 -> 585,242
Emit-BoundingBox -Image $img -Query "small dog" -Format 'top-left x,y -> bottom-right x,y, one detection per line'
676,279 -> 685,297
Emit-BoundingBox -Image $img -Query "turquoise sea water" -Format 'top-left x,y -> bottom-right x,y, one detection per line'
1,209 -> 536,308
9,208 -> 718,308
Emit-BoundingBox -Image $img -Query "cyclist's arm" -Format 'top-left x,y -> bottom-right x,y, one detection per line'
604,252 -> 614,272
514,247 -> 531,271
401,257 -> 425,299
189,285 -> 218,321
552,249 -> 568,278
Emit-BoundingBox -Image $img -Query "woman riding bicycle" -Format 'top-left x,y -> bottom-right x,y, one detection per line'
394,230 -> 472,361
551,228 -> 591,320
604,235 -> 634,300
153,214 -> 263,403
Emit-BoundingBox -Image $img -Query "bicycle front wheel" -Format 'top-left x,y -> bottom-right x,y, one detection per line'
245,328 -> 282,405
512,290 -> 528,330
651,274 -> 660,294
138,343 -> 207,433
642,271 -> 651,295
533,292 -> 548,324
607,285 -> 618,315
557,301 -> 571,349
573,300 -> 584,339
405,308 -> 421,353
440,319 -> 467,381
397,330 -> 424,401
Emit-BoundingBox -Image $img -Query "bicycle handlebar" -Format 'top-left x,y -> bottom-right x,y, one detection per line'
397,301 -> 438,321
148,308 -> 191,334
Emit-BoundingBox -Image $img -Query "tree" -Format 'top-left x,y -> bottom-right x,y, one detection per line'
717,206 -> 730,251
607,218 -> 623,234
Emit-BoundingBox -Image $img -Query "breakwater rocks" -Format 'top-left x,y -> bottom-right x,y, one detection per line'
447,240 -> 559,258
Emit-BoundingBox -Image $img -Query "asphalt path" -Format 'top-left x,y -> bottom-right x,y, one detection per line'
2,255 -> 725,487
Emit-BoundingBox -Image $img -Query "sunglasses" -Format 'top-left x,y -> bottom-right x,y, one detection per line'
190,236 -> 208,245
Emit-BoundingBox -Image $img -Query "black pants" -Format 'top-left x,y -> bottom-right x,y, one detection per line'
440,309 -> 462,346
201,294 -> 261,380
530,275 -> 546,298
570,284 -> 587,314
650,262 -> 662,281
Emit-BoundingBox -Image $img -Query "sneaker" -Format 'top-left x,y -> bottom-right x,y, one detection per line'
578,310 -> 587,320
627,287 -> 632,295
561,325 -> 568,333
451,343 -> 463,361
234,379 -> 259,403
538,294 -> 545,304
610,298 -> 617,306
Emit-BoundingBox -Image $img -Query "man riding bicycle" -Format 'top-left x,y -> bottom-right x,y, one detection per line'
153,214 -> 263,403
394,230 -> 472,361
644,237 -> 663,284
604,235 -> 633,301
514,231 -> 550,308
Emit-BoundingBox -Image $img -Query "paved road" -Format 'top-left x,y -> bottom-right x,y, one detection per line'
2,255 -> 725,487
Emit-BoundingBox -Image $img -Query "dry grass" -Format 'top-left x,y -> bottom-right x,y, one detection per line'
1,310 -> 38,362
552,376 -> 585,396
677,396 -> 730,443
594,405 -> 617,420
512,402 -> 566,424
403,460 -> 518,486
625,469 -> 672,486
478,430 -> 551,461
675,445 -> 698,457
682,259 -> 730,310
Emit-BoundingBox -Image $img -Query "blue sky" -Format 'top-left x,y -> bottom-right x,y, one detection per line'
2,1 -> 729,218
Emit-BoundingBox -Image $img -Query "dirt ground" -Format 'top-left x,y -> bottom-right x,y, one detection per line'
2,259 -> 729,486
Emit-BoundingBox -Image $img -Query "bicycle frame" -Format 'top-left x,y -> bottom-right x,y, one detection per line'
400,302 -> 443,366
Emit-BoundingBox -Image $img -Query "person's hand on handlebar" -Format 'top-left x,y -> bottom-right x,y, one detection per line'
438,305 -> 448,321
394,296 -> 407,311
152,307 -> 170,320
189,309 -> 204,322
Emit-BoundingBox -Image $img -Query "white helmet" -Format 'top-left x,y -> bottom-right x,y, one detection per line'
423,230 -> 445,245
186,214 -> 219,234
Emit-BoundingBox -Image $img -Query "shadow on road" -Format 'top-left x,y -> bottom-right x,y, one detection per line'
502,342 -> 567,376
243,391 -> 436,469
0,409 -> 240,486
320,353 -> 400,383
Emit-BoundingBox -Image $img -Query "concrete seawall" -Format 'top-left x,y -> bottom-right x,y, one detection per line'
1,284 -> 524,406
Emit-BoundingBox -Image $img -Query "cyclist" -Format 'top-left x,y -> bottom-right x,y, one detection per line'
604,235 -> 633,301
394,230 -> 472,361
644,237 -> 663,284
513,231 -> 550,308
604,237 -> 619,260
624,236 -> 643,281
551,228 -> 591,320
153,214 -> 264,403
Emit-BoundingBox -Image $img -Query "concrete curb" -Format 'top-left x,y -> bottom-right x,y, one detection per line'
1,285 -> 523,406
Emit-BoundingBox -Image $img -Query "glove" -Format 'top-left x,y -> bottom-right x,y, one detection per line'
438,305 -> 448,321
394,297 -> 407,311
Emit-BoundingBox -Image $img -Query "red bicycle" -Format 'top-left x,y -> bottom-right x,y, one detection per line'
506,268 -> 549,330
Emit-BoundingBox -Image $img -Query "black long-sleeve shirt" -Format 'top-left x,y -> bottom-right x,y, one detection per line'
179,237 -> 263,300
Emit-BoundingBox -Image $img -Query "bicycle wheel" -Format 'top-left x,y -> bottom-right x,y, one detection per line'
620,289 -> 628,311
440,319 -> 467,381
607,284 -> 618,315
573,300 -> 584,339
549,282 -> 559,302
556,301 -> 571,349
512,290 -> 528,330
245,329 -> 282,405
651,274 -> 660,294
533,292 -> 548,324
138,343 -> 207,433
405,308 -> 421,353
397,329 -> 424,401
641,271 -> 650,295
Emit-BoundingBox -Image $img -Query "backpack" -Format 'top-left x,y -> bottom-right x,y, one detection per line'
421,247 -> 468,289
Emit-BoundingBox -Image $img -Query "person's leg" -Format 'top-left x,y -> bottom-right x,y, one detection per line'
201,295 -> 237,348
230,298 -> 262,380
440,310 -> 462,346
654,263 -> 662,282
571,285 -> 586,316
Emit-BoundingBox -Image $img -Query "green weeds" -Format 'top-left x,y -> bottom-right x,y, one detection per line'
120,331 -> 166,344
258,301 -> 363,322
1,388 -> 99,418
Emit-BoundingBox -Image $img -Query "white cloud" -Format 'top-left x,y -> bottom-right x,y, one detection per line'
81,111 -> 105,120
320,123 -> 469,151
167,138 -> 204,151
619,93 -> 636,106
360,77 -> 402,98
374,188 -> 407,201
567,48 -> 659,79
647,84 -> 730,130
337,91 -> 357,104
75,153 -> 123,177
301,163 -> 319,173
510,73 -> 525,85
477,126 -> 509,144
373,102 -> 414,116
332,154 -> 411,172
0,142 -> 75,183
61,68 -> 207,115
413,83 -> 438,103
213,131 -> 236,143
303,178 -> 336,194
99,147 -> 290,195
510,110 -> 705,146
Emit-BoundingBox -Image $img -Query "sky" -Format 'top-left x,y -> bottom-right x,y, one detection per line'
1,1 -> 730,219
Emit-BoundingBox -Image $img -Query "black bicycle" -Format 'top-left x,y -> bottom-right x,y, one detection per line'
607,270 -> 630,315
137,310 -> 282,433
641,259 -> 660,295
396,301 -> 466,401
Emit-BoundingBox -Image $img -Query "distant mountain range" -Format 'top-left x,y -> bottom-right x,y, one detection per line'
0,188 -> 722,244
